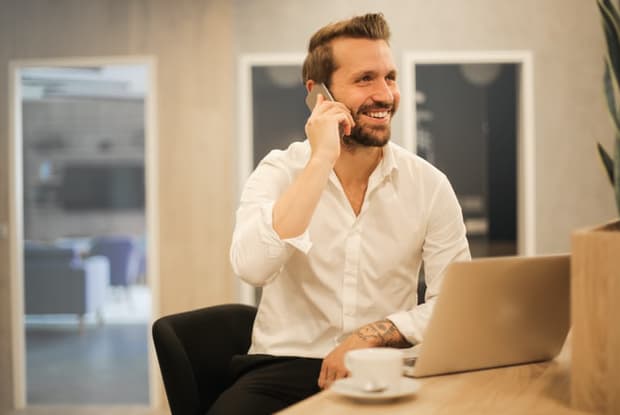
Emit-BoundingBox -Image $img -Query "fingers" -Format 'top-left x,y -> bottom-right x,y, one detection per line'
318,103 -> 355,127
312,106 -> 355,137
305,94 -> 354,164
310,95 -> 355,134
318,361 -> 327,389
318,362 -> 336,389
318,358 -> 350,389
313,91 -> 325,109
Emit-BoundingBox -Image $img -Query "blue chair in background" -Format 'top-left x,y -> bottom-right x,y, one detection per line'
89,236 -> 140,289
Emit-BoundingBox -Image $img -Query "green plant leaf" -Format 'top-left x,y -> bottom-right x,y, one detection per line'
598,0 -> 620,217
598,0 -> 620,83
604,61 -> 620,131
614,135 -> 620,216
598,141 -> 615,185
601,0 -> 620,32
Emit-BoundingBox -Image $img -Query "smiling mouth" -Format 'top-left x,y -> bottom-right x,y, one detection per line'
358,102 -> 393,119
360,109 -> 392,123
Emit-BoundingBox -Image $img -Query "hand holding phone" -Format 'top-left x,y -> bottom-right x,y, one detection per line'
305,82 -> 335,110
305,83 -> 352,138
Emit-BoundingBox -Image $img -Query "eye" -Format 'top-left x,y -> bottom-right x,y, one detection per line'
356,74 -> 373,83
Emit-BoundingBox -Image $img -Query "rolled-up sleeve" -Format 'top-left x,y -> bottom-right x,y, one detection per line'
387,175 -> 471,344
230,152 -> 312,287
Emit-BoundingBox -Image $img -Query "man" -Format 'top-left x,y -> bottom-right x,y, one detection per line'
214,12 -> 470,415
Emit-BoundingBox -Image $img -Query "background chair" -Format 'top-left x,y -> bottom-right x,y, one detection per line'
89,235 -> 139,288
152,304 -> 257,415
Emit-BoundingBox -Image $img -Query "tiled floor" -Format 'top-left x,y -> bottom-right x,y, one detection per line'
26,324 -> 150,404
25,286 -> 152,405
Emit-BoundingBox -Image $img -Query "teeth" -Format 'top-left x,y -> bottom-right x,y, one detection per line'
368,111 -> 388,118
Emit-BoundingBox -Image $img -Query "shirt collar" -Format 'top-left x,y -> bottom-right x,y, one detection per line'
380,142 -> 398,179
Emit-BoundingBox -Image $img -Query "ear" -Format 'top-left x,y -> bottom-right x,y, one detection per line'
305,80 -> 316,93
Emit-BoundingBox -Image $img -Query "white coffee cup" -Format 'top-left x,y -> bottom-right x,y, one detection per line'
344,348 -> 403,390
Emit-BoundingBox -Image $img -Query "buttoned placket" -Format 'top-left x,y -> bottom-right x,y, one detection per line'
341,219 -> 361,333
330,161 -> 390,336
327,172 -> 359,335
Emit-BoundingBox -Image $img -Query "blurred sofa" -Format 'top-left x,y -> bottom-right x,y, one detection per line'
24,241 -> 110,321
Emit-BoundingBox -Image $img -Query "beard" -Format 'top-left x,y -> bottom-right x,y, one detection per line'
344,122 -> 391,147
343,103 -> 395,148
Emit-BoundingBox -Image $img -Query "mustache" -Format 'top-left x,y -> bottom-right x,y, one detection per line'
357,101 -> 393,113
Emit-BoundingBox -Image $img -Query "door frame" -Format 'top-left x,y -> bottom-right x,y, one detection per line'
8,56 -> 160,409
401,50 -> 535,255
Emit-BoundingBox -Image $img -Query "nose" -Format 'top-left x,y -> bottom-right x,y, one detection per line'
372,79 -> 395,104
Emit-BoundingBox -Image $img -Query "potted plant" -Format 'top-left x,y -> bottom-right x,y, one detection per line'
571,1 -> 620,413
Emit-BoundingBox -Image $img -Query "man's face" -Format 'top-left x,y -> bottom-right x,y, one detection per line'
329,37 -> 400,147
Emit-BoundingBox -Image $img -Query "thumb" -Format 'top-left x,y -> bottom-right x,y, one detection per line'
314,92 -> 325,109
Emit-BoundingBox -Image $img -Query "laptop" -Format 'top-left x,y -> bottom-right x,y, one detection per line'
404,254 -> 570,378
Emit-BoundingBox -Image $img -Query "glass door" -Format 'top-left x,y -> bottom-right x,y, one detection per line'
19,64 -> 152,405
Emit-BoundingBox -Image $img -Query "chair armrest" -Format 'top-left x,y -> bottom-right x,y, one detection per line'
83,256 -> 110,313
153,316 -> 202,414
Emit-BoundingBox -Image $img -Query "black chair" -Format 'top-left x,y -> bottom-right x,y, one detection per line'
152,304 -> 257,415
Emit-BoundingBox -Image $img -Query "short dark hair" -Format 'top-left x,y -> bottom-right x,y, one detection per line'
302,13 -> 391,86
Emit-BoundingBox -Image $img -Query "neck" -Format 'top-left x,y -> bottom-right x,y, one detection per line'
334,144 -> 384,186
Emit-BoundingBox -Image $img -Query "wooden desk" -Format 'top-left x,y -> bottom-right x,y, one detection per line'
279,339 -> 595,415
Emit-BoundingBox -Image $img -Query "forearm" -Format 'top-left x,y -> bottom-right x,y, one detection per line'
318,319 -> 411,389
273,156 -> 333,239
353,319 -> 413,348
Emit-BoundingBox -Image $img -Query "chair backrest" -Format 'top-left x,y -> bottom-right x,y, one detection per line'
152,304 -> 257,415
24,242 -> 80,268
90,236 -> 136,286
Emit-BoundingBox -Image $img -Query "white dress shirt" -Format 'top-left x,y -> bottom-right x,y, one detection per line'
230,140 -> 470,358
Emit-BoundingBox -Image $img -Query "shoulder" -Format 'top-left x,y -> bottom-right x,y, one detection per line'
260,140 -> 310,170
241,140 -> 309,196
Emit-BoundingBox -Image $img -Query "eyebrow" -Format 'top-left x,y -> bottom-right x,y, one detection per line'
351,69 -> 398,79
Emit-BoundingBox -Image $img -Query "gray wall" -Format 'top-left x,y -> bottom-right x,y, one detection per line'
233,0 -> 617,253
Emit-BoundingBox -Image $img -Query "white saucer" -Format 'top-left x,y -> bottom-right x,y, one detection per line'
331,377 -> 420,401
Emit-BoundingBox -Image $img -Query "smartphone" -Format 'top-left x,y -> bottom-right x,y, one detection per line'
305,82 -> 335,110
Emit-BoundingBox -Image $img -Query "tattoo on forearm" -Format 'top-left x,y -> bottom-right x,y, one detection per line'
355,320 -> 412,347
